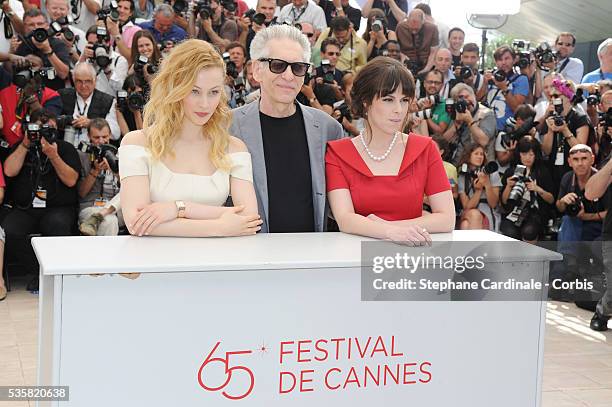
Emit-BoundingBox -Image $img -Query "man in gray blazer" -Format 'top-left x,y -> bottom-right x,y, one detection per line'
230,24 -> 343,233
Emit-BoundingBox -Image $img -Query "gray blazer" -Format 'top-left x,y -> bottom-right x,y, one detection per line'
230,101 -> 344,232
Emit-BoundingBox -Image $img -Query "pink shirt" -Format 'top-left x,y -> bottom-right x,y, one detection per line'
122,23 -> 142,48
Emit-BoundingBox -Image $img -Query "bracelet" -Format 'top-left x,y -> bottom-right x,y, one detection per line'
45,50 -> 54,56
598,212 -> 603,220
19,142 -> 29,151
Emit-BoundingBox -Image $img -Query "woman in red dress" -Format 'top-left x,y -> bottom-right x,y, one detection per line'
325,58 -> 455,245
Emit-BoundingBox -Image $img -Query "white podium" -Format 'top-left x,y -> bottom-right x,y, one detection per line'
32,231 -> 561,406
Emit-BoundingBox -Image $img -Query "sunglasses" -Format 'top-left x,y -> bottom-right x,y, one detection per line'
259,58 -> 310,77
325,51 -> 341,56
569,148 -> 592,155
304,32 -> 314,38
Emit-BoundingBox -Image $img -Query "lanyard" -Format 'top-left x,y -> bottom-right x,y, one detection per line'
76,100 -> 88,116
291,4 -> 308,22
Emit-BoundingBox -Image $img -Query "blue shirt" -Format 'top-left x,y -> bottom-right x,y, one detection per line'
582,68 -> 612,84
138,20 -> 187,45
485,72 -> 529,130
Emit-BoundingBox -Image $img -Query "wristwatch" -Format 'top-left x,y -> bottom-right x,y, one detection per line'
175,200 -> 186,218
309,96 -> 317,104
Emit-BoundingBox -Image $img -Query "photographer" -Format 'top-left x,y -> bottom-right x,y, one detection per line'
395,9 -> 439,76
314,37 -> 344,96
495,104 -> 538,174
105,0 -> 143,61
500,136 -> 555,242
12,8 -> 71,90
594,89 -> 612,165
442,83 -> 497,166
428,47 -> 455,99
541,75 -> 593,190
362,9 -> 396,61
417,69 -> 450,136
277,0 -> 327,33
448,27 -> 464,67
70,0 -> 101,33
1,109 -> 80,292
582,38 -> 612,85
79,24 -> 128,94
330,71 -> 360,137
226,42 -> 246,78
556,145 -> 607,265
553,32 -> 584,85
0,64 -> 62,147
319,0 -> 361,30
59,62 -> 120,146
237,0 -> 276,58
194,0 -> 240,52
0,0 -> 25,50
45,0 -> 88,63
128,30 -> 161,94
134,0 -> 155,20
116,74 -> 144,136
481,45 -> 529,131
77,118 -> 123,235
361,0 -> 408,31
456,143 -> 501,231
451,43 -> 483,96
313,16 -> 367,73
139,3 -> 187,46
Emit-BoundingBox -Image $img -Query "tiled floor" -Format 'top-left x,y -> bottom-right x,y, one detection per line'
0,282 -> 611,406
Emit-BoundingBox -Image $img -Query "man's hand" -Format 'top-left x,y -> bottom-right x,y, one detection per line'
33,38 -> 53,54
301,79 -> 316,99
106,17 -> 120,36
455,109 -> 473,124
560,192 -> 579,206
93,158 -> 110,173
252,22 -> 263,33
40,138 -> 59,160
237,16 -> 250,32
80,43 -> 95,62
10,37 -> 22,53
10,54 -> 29,68
545,116 -> 569,134
24,54 -> 44,69
72,116 -> 91,129
494,78 -> 508,91
201,17 -> 213,33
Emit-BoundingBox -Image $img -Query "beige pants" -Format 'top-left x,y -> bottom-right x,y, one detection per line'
78,206 -> 125,236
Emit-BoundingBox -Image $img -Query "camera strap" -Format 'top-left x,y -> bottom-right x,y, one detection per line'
291,3 -> 308,22
557,58 -> 570,75
3,12 -> 14,39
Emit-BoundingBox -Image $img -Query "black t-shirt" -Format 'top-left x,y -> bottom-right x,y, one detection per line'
260,107 -> 314,233
452,54 -> 462,67
501,163 -> 556,219
558,170 -> 609,221
542,109 -> 592,175
16,37 -> 70,91
6,140 -> 81,208
319,0 -> 362,30
315,66 -> 344,85
120,106 -> 138,133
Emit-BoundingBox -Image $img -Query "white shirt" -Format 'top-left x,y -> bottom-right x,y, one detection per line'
556,57 -> 584,85
440,69 -> 456,99
64,92 -> 121,146
0,0 -> 24,54
278,0 -> 327,32
72,0 -> 102,33
69,24 -> 89,57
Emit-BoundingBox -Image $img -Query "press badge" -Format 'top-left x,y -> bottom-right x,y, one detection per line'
33,189 -> 47,208
555,150 -> 564,166
94,197 -> 108,207
10,121 -> 22,135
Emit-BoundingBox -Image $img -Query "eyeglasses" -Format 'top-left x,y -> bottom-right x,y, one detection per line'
556,42 -> 573,47
569,148 -> 592,155
325,51 -> 341,56
303,32 -> 314,38
258,58 -> 310,77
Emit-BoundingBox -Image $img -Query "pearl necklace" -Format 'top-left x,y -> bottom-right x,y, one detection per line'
360,130 -> 399,162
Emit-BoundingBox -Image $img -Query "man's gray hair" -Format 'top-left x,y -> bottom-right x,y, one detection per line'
154,3 -> 175,18
597,38 -> 612,57
72,62 -> 97,80
250,24 -> 311,63
450,82 -> 475,100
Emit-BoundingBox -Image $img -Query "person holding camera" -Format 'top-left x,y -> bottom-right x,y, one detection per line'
134,0 -> 155,21
127,30 -> 161,97
59,62 -> 120,146
0,64 -> 62,148
362,9 -> 396,61
0,0 -> 25,53
70,0 -> 101,33
481,45 -> 529,131
456,143 -> 501,230
495,104 -> 538,174
105,0 -> 143,61
116,74 -> 144,136
139,3 -> 187,46
415,69 -> 450,136
441,83 -> 496,166
278,0 -> 326,33
551,32 -> 584,85
395,9 -> 439,77
45,0 -> 88,63
77,118 -> 123,235
453,42 -> 484,95
313,16 -> 367,73
194,0 -> 239,52
79,24 -> 128,94
361,0 -> 408,32
319,0 -> 361,30
1,109 -> 81,292
314,37 -> 343,95
236,0 -> 276,59
541,75 -> 593,190
593,89 -> 612,165
12,8 -> 71,90
500,136 -> 555,242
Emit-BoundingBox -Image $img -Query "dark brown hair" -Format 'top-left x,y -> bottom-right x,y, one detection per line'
130,30 -> 162,66
457,143 -> 486,169
462,42 -> 479,56
350,57 -> 415,120
494,45 -> 515,61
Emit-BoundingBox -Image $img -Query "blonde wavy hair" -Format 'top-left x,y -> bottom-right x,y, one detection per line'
143,39 -> 232,171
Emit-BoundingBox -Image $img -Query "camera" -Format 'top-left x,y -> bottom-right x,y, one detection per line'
600,108 -> 612,132
89,27 -> 111,68
164,0 -> 188,14
134,55 -> 158,76
512,39 -> 532,69
414,109 -> 433,120
77,142 -> 119,173
54,16 -> 76,42
507,164 -> 530,205
117,90 -> 146,111
460,161 -> 499,179
499,116 -> 537,150
56,115 -> 73,131
319,59 -> 335,84
28,21 -> 62,43
533,42 -> 557,67
587,91 -> 601,106
492,69 -> 506,83
333,100 -> 351,123
551,97 -> 565,127
13,67 -> 56,89
371,19 -> 384,32
445,98 -> 468,120
195,0 -> 212,19
26,123 -> 58,147
221,0 -> 237,12
232,77 -> 247,107
454,64 -> 473,81
97,0 -> 119,22
223,52 -> 238,78
403,59 -> 422,77
244,8 -> 266,25
566,193 -> 584,217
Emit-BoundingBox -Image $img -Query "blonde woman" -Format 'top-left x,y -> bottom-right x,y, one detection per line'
119,39 -> 262,237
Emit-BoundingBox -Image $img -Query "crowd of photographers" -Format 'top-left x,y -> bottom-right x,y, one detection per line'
0,0 -> 611,295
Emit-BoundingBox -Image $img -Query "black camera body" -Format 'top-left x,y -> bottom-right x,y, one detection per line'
533,42 -> 557,67
56,115 -> 73,131
28,21 -> 62,43
97,0 -> 119,21
13,67 -> 56,89
491,69 -> 506,83
454,64 -> 473,81
222,0 -> 237,13
445,98 -> 468,120
134,55 -> 158,76
319,60 -> 335,84
512,39 -> 532,69
223,52 -> 238,78
566,193 -> 584,217
600,107 -> 612,132
587,91 -> 601,106
117,90 -> 146,111
508,164 -> 531,205
165,0 -> 188,15
371,19 -> 384,32
26,123 -> 58,147
551,97 -> 565,127
333,101 -> 351,123
460,161 -> 499,180
78,142 -> 119,173
244,8 -> 266,25
500,116 -> 537,149
195,0 -> 212,19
